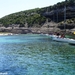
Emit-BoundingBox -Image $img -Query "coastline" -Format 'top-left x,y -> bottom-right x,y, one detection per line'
0,22 -> 75,35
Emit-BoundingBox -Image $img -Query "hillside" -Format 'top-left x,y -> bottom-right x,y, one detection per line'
0,0 -> 75,34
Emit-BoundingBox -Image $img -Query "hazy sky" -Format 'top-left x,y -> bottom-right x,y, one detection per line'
0,0 -> 65,18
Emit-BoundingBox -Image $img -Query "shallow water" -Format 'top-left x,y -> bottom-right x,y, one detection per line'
0,34 -> 75,75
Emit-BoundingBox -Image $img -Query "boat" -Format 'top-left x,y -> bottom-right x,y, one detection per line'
52,37 -> 69,42
52,35 -> 75,44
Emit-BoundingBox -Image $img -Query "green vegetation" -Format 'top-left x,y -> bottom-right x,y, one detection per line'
0,0 -> 75,27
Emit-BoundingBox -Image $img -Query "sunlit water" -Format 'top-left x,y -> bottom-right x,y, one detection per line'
0,34 -> 75,75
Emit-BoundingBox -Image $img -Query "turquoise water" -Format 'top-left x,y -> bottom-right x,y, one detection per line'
0,34 -> 75,75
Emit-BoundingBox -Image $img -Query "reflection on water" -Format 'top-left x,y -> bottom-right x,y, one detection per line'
0,34 -> 75,75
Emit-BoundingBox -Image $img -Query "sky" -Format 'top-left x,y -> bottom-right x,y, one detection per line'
0,0 -> 65,18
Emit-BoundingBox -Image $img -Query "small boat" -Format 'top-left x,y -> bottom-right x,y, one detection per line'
52,37 -> 69,42
52,36 -> 75,45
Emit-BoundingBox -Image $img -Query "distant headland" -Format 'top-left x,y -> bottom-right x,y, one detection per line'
0,0 -> 75,34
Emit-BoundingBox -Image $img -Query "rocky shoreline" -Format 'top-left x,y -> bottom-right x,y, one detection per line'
0,22 -> 75,35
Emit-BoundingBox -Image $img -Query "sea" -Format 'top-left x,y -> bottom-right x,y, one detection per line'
0,34 -> 75,75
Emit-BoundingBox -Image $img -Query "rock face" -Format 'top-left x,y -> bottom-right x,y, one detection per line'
40,21 -> 59,33
0,22 -> 75,34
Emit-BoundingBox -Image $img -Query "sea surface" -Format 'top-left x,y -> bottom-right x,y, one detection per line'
0,34 -> 75,75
